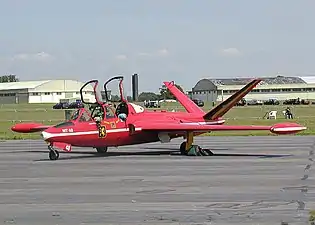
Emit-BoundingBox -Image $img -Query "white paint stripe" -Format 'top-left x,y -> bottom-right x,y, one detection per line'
181,120 -> 225,125
42,128 -> 142,140
42,120 -> 226,140
272,127 -> 307,132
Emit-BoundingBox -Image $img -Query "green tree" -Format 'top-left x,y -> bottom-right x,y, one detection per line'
110,95 -> 120,101
138,92 -> 159,101
0,74 -> 19,83
126,96 -> 132,102
159,84 -> 184,100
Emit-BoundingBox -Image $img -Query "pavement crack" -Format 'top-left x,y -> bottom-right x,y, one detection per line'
136,188 -> 176,194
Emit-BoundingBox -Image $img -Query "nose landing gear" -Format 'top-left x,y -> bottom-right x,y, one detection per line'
179,132 -> 214,156
95,146 -> 108,153
48,145 -> 59,160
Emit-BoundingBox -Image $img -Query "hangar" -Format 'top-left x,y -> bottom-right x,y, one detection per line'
189,75 -> 315,102
0,80 -> 95,104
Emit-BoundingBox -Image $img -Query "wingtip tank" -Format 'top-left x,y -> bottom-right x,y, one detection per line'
11,123 -> 49,133
270,122 -> 307,135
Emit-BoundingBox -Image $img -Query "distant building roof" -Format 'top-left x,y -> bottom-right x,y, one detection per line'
299,76 -> 315,84
209,76 -> 309,86
0,79 -> 94,92
0,80 -> 50,90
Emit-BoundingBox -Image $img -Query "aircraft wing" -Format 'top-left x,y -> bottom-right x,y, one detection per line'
11,123 -> 52,133
132,121 -> 306,135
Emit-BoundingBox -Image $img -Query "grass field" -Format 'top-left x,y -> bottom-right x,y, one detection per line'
0,102 -> 314,140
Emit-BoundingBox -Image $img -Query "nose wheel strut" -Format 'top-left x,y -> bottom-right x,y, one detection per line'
179,132 -> 214,156
48,145 -> 59,160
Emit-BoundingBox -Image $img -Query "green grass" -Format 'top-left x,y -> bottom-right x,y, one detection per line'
1,102 -> 314,140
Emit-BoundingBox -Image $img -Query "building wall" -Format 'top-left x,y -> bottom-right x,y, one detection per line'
27,80 -> 96,103
0,80 -> 97,104
33,80 -> 94,92
0,89 -> 29,104
17,92 -> 29,104
191,91 -> 219,102
28,91 -> 96,103
191,79 -> 218,102
29,92 -> 67,103
191,79 -> 315,102
219,91 -> 315,101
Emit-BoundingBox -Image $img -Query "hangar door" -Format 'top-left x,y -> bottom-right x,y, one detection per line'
0,89 -> 29,104
16,93 -> 29,103
0,93 -> 17,104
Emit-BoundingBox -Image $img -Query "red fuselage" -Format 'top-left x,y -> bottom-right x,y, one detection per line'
41,105 -> 224,148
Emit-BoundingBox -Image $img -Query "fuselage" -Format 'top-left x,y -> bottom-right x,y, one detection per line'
41,109 -> 224,148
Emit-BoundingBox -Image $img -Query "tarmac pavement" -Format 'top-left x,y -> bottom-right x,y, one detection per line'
0,136 -> 314,225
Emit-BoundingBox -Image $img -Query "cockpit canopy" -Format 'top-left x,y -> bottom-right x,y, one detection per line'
80,80 -> 103,105
57,76 -> 145,126
69,104 -> 117,123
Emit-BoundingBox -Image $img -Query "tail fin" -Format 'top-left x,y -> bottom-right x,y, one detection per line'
203,79 -> 261,120
163,81 -> 204,114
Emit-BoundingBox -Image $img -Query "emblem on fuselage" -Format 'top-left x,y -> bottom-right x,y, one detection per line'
110,122 -> 116,128
98,125 -> 107,138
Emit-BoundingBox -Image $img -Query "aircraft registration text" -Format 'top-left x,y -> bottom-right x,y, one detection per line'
62,128 -> 74,133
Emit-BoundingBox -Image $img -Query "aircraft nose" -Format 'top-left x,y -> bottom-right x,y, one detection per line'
41,131 -> 52,141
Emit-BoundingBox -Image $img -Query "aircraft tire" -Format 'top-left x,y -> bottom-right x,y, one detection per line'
96,147 -> 108,153
180,142 -> 187,155
49,150 -> 59,160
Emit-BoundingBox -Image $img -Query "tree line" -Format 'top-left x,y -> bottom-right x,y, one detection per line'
137,84 -> 185,101
0,75 -> 19,83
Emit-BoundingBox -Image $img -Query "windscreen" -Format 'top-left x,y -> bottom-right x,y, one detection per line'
80,80 -> 102,104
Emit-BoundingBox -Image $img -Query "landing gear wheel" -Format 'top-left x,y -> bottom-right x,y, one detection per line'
96,147 -> 108,154
49,149 -> 59,160
180,141 -> 187,155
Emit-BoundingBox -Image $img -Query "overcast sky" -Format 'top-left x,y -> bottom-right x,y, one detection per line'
1,0 -> 315,95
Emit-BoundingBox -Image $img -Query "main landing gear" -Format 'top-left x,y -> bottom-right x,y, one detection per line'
179,132 -> 214,156
95,147 -> 108,154
48,145 -> 59,160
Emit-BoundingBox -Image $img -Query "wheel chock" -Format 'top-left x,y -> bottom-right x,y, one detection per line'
187,145 -> 213,156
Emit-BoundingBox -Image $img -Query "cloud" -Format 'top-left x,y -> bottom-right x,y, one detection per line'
11,52 -> 54,62
157,48 -> 169,56
137,52 -> 151,57
137,48 -> 170,58
220,48 -> 242,56
114,54 -> 127,60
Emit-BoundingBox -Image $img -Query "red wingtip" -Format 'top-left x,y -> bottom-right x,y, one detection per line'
270,123 -> 307,135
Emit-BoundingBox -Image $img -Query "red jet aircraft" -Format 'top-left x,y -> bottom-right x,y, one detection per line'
11,76 -> 306,160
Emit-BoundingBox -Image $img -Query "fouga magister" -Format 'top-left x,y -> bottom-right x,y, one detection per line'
11,76 -> 306,160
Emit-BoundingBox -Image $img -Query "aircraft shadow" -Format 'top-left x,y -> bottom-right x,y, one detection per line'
32,150 -> 177,161
20,149 -> 293,161
143,147 -> 230,151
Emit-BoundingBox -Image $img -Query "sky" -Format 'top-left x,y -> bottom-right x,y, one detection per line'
1,0 -> 315,95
